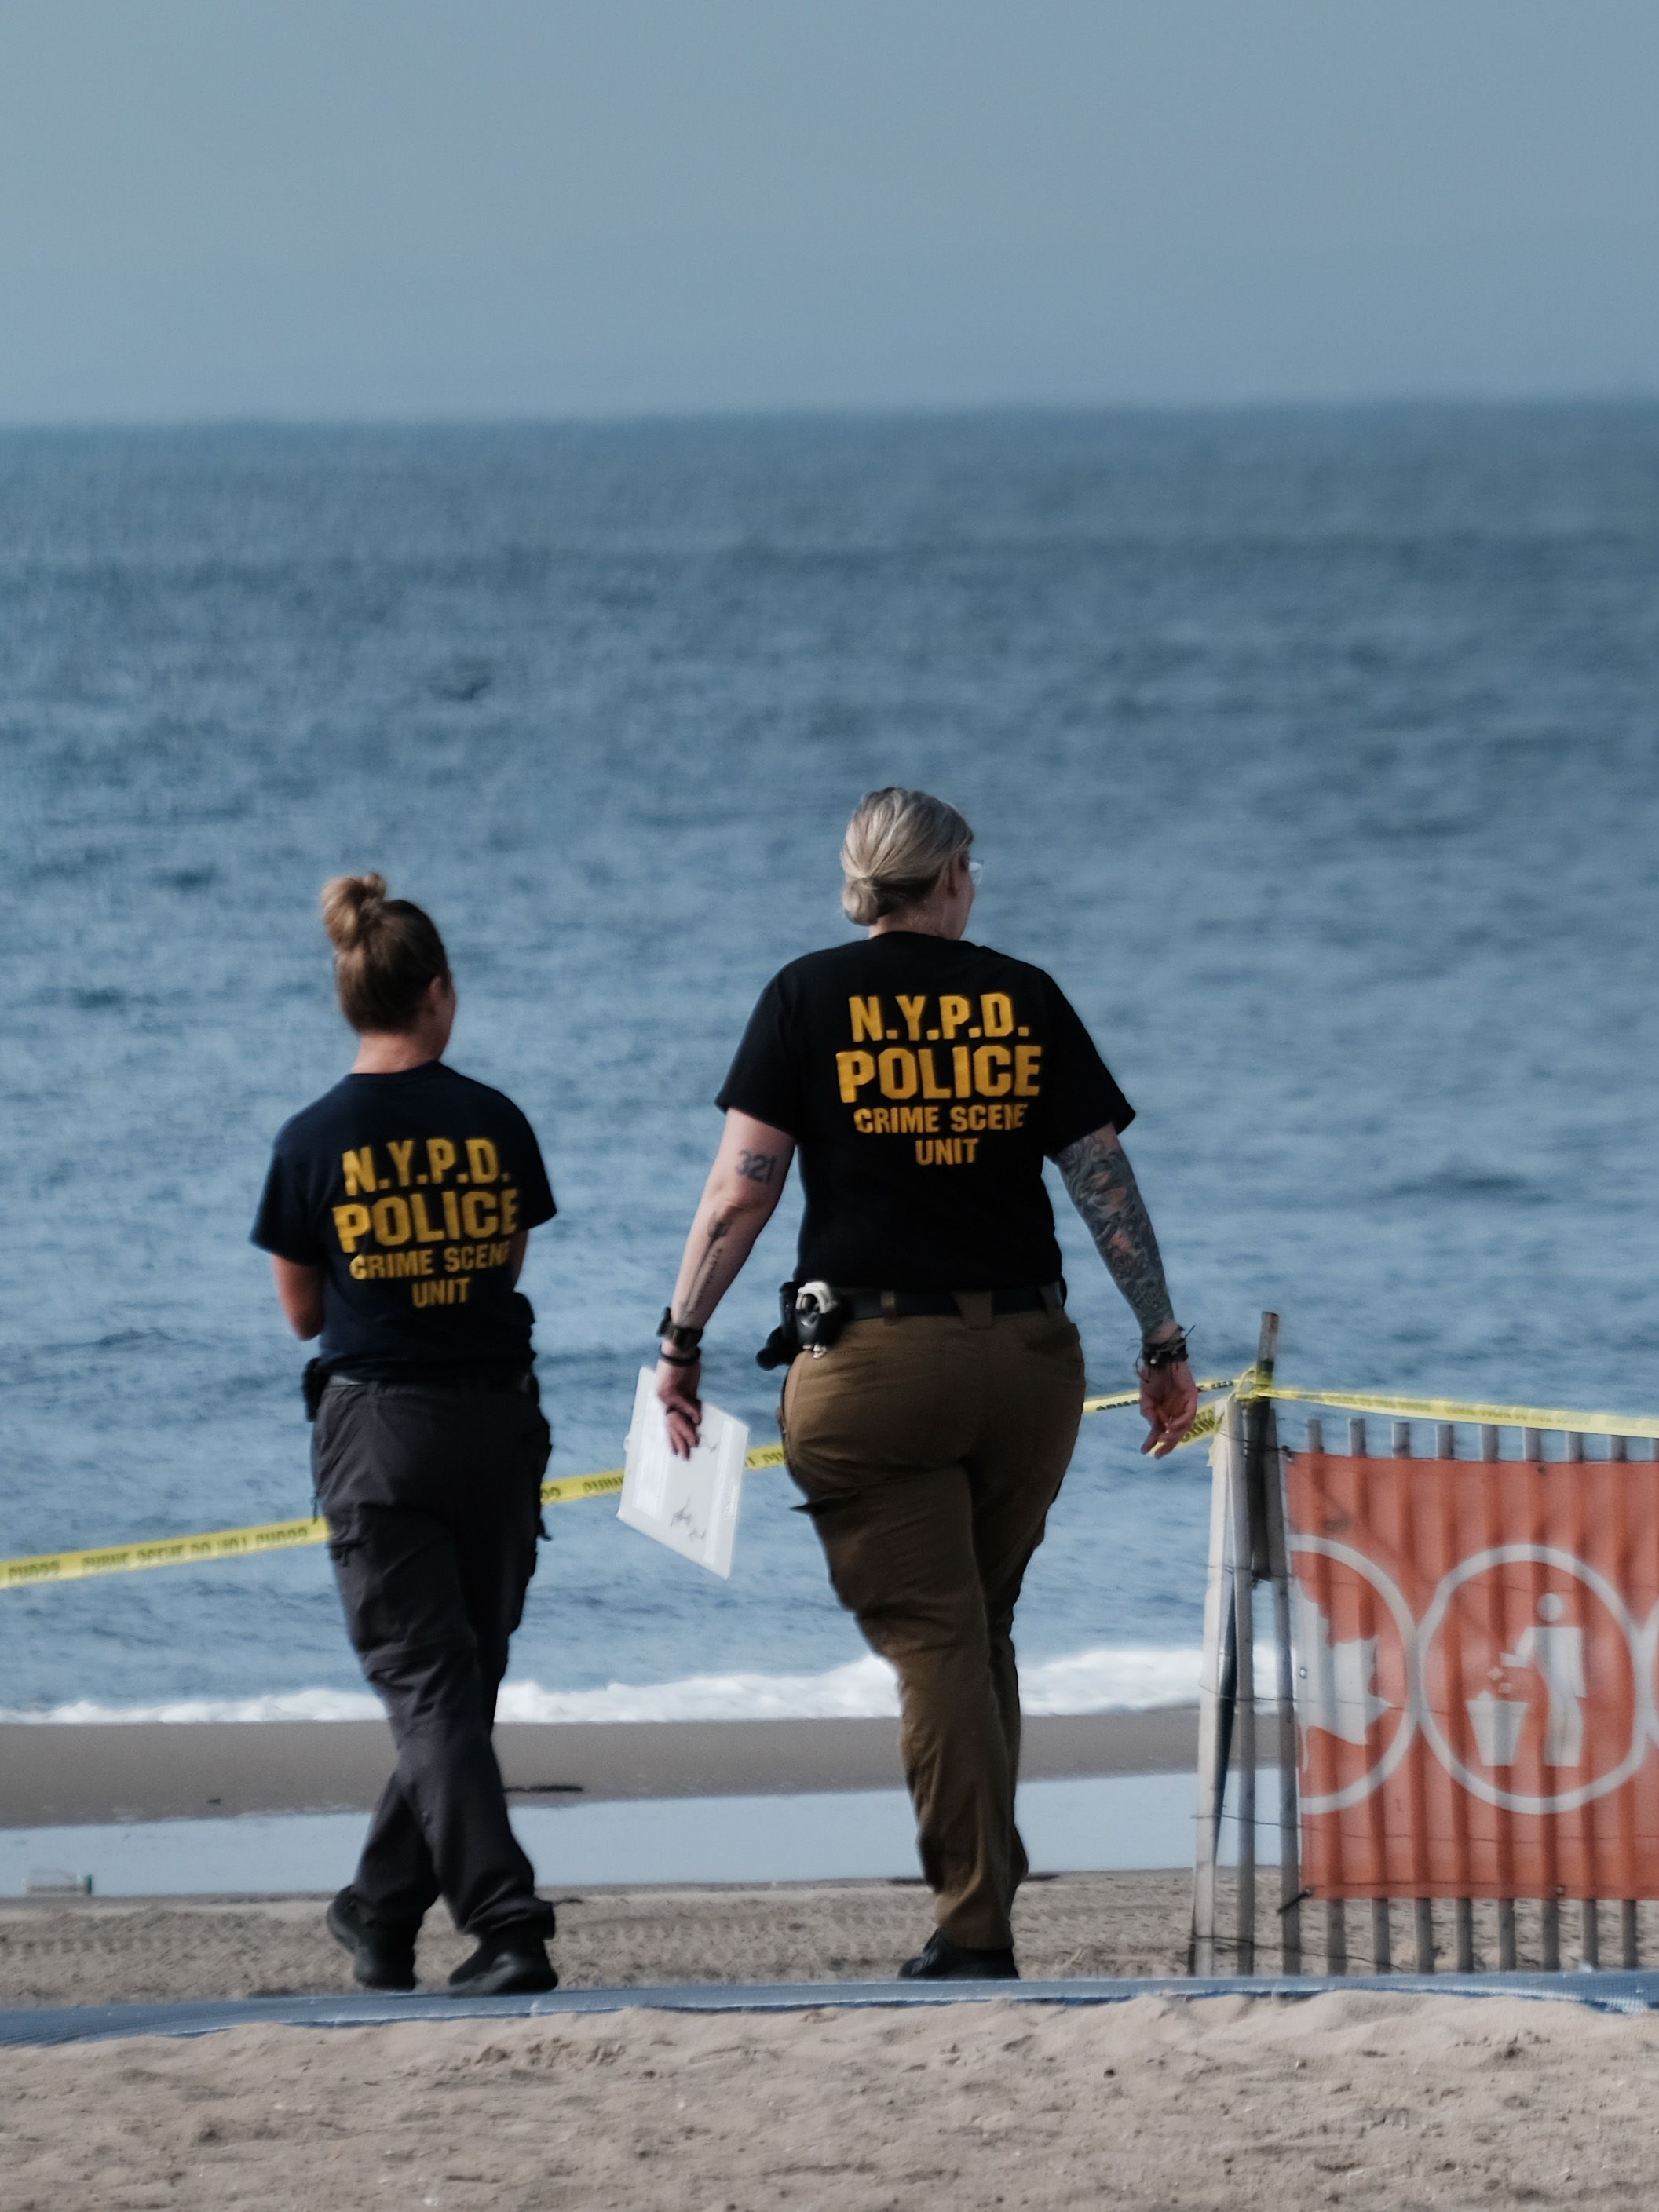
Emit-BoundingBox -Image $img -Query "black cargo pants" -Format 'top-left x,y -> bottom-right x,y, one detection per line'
312,1377 -> 552,1940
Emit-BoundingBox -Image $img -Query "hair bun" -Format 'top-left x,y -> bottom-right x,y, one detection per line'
320,872 -> 389,952
839,787 -> 972,926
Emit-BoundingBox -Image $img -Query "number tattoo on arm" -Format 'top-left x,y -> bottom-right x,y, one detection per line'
736,1149 -> 780,1185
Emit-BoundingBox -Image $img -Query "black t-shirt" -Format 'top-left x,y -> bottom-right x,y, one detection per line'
251,1062 -> 557,1374
716,933 -> 1133,1290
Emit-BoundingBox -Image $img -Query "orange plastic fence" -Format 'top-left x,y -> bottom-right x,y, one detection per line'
1288,1451 -> 1659,1900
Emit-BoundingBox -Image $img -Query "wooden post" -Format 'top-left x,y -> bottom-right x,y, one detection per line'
1485,1422 -> 1518,1971
1305,1414 -> 1346,1975
1524,1425 -> 1560,1973
1190,1401 -> 1235,1977
1613,1434 -> 1639,1969
1394,1418 -> 1435,1975
1437,1419 -> 1476,1973
1348,1414 -> 1391,1973
1243,1312 -> 1281,1577
1262,1409 -> 1303,1973
1561,1428 -> 1600,1971
1228,1393 -> 1258,1975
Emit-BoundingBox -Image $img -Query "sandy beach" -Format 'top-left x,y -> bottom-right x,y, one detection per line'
4,1975 -> 1654,2211
0,1873 -> 1204,2007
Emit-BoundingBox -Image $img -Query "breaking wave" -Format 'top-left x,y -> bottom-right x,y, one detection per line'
0,1644 -> 1207,1725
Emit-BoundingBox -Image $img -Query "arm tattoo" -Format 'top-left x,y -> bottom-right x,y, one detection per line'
736,1148 -> 780,1185
682,1209 -> 736,1318
1055,1131 -> 1175,1338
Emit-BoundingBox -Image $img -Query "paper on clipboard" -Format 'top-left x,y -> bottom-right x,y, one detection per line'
619,1367 -> 747,1579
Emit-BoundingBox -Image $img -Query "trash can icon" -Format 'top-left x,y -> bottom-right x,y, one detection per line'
1467,1690 -> 1529,1768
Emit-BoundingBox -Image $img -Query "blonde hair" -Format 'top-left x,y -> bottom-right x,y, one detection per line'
839,788 -> 973,925
320,873 -> 450,1033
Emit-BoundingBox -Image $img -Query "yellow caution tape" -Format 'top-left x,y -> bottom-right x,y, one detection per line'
539,1438 -> 791,1508
1233,1370 -> 1659,1444
23,1366 -> 1653,1597
1083,1376 -> 1238,1416
0,1389 -> 1235,1595
0,1518 -> 331,1592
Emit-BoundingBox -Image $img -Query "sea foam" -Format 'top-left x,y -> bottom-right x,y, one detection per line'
0,1643 -> 1206,1726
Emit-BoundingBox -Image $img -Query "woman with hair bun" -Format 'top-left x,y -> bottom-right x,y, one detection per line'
654,790 -> 1196,1980
253,874 -> 559,1995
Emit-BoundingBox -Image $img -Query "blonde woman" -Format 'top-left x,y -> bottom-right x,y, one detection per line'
253,875 -> 558,1996
654,789 -> 1196,1980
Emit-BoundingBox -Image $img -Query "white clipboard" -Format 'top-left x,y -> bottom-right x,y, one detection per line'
619,1367 -> 748,1579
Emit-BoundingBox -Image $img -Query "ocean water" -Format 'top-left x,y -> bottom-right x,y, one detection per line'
2,406 -> 1657,1724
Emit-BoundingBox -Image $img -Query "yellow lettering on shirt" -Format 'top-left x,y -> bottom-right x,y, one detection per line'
915,1137 -> 981,1165
466,1137 -> 500,1184
836,1049 -> 876,1101
409,1192 -> 445,1243
952,1045 -> 973,1097
949,1101 -> 1029,1133
333,1203 -> 372,1254
367,1249 -> 434,1279
342,1147 -> 377,1197
500,1185 -> 520,1235
444,1239 -> 512,1273
895,994 -> 928,1042
917,1048 -> 952,1101
939,995 -> 972,1039
386,1139 -> 416,1188
877,1047 -> 919,1100
981,992 -> 1014,1038
372,1195 -> 413,1247
866,1105 -> 939,1134
849,995 -> 883,1043
974,1044 -> 1012,1097
462,1189 -> 499,1238
1014,1044 -> 1043,1097
426,1137 -> 457,1184
441,1189 -> 462,1239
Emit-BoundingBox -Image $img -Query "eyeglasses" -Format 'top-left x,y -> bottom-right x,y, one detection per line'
966,857 -> 984,886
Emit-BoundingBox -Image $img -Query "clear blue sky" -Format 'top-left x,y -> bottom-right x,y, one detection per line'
3,0 -> 1657,422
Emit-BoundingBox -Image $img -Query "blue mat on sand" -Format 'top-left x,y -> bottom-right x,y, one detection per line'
6,1970 -> 1659,2047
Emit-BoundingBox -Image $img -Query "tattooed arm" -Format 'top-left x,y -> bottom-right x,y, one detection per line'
657,1110 -> 795,1455
1055,1123 -> 1196,1458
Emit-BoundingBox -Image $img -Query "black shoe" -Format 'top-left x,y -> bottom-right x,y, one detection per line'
448,1931 -> 558,1996
897,1932 -> 1020,1982
326,1888 -> 418,1992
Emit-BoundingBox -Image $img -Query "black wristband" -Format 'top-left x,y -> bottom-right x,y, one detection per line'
657,1345 -> 700,1369
1138,1327 -> 1191,1374
656,1308 -> 704,1355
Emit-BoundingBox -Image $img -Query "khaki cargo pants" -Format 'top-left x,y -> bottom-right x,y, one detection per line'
781,1303 -> 1086,1952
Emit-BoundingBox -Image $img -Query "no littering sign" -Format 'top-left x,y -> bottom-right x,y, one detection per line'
1288,1452 -> 1659,1900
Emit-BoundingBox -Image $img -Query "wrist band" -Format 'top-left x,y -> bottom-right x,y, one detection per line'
658,1345 -> 700,1369
1138,1327 -> 1191,1374
656,1307 -> 704,1355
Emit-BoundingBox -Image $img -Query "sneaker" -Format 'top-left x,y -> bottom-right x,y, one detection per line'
447,1931 -> 558,1996
326,1888 -> 418,1992
897,1931 -> 1020,1981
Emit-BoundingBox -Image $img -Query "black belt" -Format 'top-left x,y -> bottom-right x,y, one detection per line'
836,1283 -> 1063,1323
325,1367 -> 535,1396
